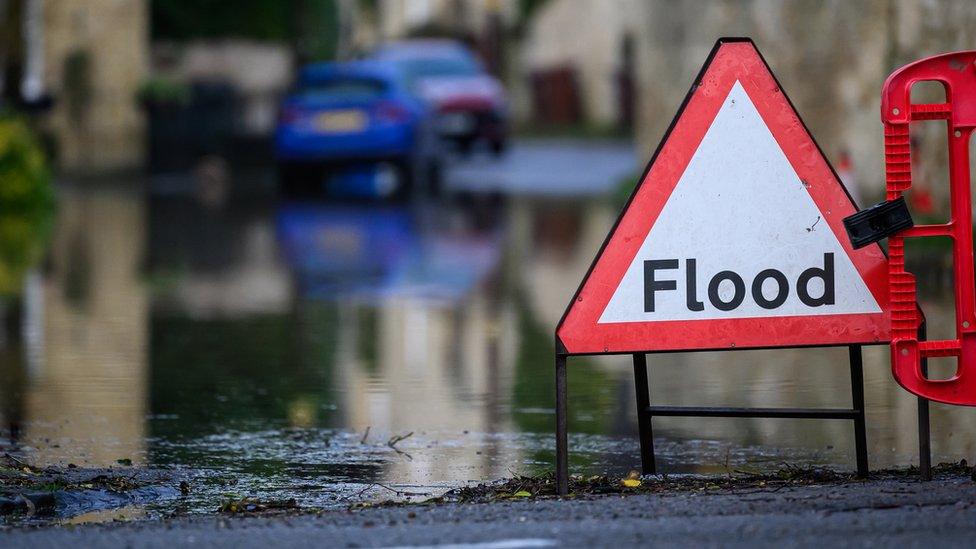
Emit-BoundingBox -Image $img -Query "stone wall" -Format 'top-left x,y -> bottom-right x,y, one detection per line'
42,0 -> 148,174
520,0 -> 643,127
633,0 -> 976,207
152,40 -> 293,136
376,0 -> 517,41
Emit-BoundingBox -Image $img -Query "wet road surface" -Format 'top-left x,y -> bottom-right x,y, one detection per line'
2,473 -> 975,547
447,139 -> 637,196
2,139 -> 975,525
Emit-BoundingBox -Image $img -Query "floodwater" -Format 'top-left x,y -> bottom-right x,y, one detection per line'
2,152 -> 975,521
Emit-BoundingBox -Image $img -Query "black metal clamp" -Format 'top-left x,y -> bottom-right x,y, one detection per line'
843,196 -> 914,249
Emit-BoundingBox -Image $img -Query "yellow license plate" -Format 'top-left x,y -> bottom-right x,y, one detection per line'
315,110 -> 367,133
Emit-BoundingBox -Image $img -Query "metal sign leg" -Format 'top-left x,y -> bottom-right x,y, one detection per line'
917,321 -> 932,480
632,353 -> 656,475
848,345 -> 869,477
633,346 -> 873,477
555,354 -> 569,495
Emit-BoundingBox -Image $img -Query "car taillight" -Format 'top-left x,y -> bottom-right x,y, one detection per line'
375,101 -> 411,124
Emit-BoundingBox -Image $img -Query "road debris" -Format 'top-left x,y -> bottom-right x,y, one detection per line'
420,461 -> 975,505
0,454 -> 178,523
218,497 -> 299,515
387,432 -> 414,460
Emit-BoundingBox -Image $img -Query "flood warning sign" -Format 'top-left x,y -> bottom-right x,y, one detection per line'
557,40 -> 890,354
599,82 -> 879,323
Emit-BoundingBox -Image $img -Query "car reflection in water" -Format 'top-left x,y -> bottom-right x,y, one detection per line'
275,202 -> 501,303
274,197 -> 521,488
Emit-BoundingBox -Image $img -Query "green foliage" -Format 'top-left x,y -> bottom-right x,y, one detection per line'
152,0 -> 293,41
513,0 -> 553,36
357,0 -> 378,15
137,76 -> 191,105
0,114 -> 55,296
518,0 -> 552,24
291,0 -> 341,61
151,0 -> 340,60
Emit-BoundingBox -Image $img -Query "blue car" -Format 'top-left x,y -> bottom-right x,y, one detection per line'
369,40 -> 510,156
274,61 -> 442,200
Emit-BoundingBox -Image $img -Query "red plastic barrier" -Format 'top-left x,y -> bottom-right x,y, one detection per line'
882,51 -> 976,405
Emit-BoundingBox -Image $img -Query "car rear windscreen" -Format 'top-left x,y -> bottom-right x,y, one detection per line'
296,78 -> 387,101
402,57 -> 480,86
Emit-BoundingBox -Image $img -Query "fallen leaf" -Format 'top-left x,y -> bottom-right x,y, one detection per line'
513,490 -> 531,497
621,479 -> 641,488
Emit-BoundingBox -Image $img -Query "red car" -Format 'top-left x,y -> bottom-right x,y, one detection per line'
371,39 -> 509,156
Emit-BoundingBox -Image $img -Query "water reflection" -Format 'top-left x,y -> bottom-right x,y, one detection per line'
149,193 -> 290,317
9,186 -> 148,468
2,175 -> 975,517
275,202 -> 501,301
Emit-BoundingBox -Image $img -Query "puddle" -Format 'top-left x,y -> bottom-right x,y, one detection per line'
63,505 -> 148,525
2,179 -> 975,524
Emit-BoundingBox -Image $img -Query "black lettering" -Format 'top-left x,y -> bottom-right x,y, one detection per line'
708,270 -> 746,311
751,269 -> 789,309
797,253 -> 835,307
644,259 -> 679,312
685,259 -> 705,311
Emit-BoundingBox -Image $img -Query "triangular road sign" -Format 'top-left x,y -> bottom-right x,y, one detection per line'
557,38 -> 890,354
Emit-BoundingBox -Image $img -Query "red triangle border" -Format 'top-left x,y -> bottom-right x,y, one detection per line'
556,38 -> 891,355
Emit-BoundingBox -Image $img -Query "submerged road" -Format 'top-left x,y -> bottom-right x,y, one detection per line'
445,138 -> 638,197
3,474 -> 975,548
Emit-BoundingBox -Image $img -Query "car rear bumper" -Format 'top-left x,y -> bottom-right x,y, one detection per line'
274,125 -> 415,162
435,108 -> 506,142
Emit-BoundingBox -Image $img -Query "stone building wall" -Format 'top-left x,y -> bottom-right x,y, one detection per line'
633,0 -> 976,207
520,0 -> 643,127
42,0 -> 148,174
376,0 -> 518,41
152,41 -> 293,136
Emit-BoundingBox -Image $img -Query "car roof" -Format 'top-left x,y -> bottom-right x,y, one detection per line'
298,60 -> 400,84
370,39 -> 474,61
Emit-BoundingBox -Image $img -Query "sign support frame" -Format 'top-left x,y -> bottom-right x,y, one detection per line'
630,345 -> 869,478
554,341 -> 932,495
552,38 -> 932,495
917,320 -> 932,481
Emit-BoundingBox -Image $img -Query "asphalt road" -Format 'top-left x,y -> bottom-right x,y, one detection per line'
4,474 -> 976,548
446,139 -> 638,197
